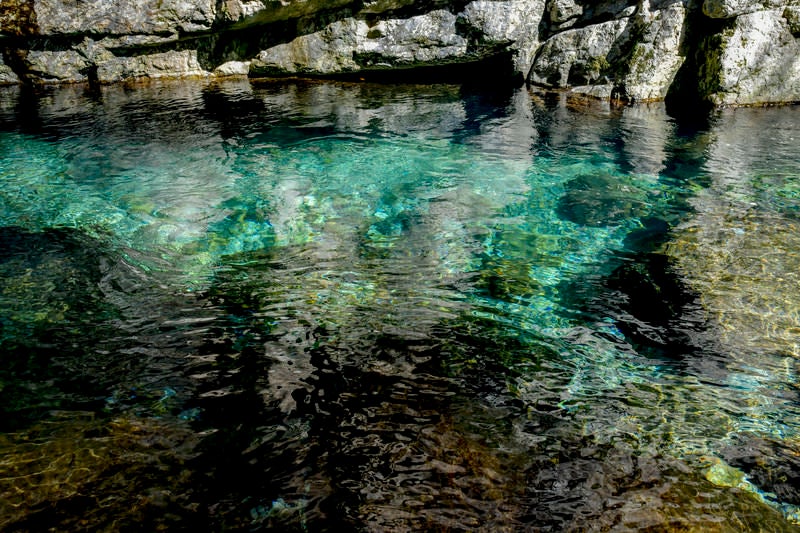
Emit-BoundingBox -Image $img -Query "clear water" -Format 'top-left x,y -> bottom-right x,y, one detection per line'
1,79 -> 799,531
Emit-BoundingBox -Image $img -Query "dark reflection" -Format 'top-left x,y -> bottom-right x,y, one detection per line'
1,80 -> 799,531
0,227 -> 117,429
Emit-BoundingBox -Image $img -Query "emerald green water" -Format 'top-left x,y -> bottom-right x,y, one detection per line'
1,79 -> 799,531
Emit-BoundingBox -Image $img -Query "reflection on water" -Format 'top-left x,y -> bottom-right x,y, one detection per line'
1,79 -> 799,530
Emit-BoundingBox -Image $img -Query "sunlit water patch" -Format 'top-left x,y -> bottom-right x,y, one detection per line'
1,80 -> 799,530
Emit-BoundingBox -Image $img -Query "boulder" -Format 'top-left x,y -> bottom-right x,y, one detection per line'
25,50 -> 89,82
699,9 -> 800,106
530,17 -> 631,87
251,10 -> 469,76
8,0 -> 216,37
0,53 -> 19,84
96,50 -> 208,83
458,0 -> 546,76
620,1 -> 687,102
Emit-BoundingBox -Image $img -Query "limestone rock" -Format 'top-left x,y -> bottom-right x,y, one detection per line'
214,60 -> 251,76
458,0 -> 545,76
621,1 -> 687,102
700,9 -> 800,106
0,54 -> 19,84
251,10 -> 469,76
251,18 -> 367,75
703,0 -> 799,19
96,50 -> 208,83
542,0 -> 636,33
530,17 -> 630,87
219,0 -> 355,26
32,0 -> 216,36
783,5 -> 800,34
25,50 -> 89,82
0,0 -> 798,106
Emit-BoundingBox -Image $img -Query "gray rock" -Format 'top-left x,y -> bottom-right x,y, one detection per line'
0,54 -> 19,84
26,50 -> 89,82
547,0 -> 584,29
0,0 -> 799,106
700,9 -> 800,105
784,5 -> 800,34
251,18 -> 367,75
96,50 -> 208,83
459,0 -> 546,76
703,0 -> 799,19
530,17 -> 631,87
251,10 -> 469,76
621,0 -> 687,102
219,0 -> 355,26
543,0 -> 636,32
214,60 -> 251,76
32,0 -> 216,36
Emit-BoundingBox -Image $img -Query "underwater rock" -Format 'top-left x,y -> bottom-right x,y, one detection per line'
667,210 -> 800,359
719,434 -> 800,507
555,171 -> 654,227
0,414 -> 202,531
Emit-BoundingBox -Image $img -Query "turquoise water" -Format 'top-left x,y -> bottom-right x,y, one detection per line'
1,80 -> 799,531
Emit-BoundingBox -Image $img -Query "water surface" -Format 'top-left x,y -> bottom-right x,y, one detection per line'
1,79 -> 799,531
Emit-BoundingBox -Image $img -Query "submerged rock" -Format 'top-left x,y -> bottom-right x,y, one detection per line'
555,171 -> 655,227
667,210 -> 800,359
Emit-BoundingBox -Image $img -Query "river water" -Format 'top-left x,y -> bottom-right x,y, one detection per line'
1,79 -> 799,531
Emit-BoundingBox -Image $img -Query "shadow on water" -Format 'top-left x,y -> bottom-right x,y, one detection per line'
1,80 -> 799,531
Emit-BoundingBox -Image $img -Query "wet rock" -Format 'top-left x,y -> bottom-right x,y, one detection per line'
719,434 -> 800,507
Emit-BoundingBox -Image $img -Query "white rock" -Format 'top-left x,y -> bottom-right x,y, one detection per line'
530,17 -> 630,87
214,60 -> 251,76
96,50 -> 209,83
459,0 -> 546,76
622,1 -> 687,102
0,55 -> 19,84
703,0 -> 798,19
702,9 -> 800,105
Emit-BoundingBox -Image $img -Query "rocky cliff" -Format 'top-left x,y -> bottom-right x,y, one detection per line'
1,0 -> 799,107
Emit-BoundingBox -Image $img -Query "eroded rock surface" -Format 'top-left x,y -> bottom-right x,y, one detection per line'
0,0 -> 799,106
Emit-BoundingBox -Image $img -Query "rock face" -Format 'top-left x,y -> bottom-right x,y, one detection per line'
1,0 -> 799,106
